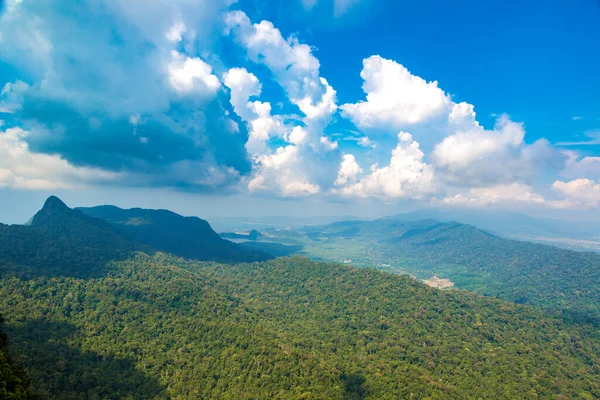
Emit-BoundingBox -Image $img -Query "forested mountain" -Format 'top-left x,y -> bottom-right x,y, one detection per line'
2,253 -> 600,399
78,205 -> 272,263
269,218 -> 600,322
221,229 -> 262,241
3,197 -> 600,398
388,209 -> 600,251
0,197 -> 140,278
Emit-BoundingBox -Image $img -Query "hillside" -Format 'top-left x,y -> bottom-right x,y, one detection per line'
1,253 -> 600,399
3,199 -> 600,398
78,205 -> 272,263
0,197 -> 139,278
262,218 -> 600,321
389,209 -> 600,251
0,315 -> 38,400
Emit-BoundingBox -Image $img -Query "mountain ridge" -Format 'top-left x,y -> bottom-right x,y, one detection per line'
78,203 -> 273,263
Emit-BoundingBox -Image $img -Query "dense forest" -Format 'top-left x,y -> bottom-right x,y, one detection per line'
1,254 -> 600,398
0,315 -> 37,399
269,218 -> 600,323
2,197 -> 600,399
78,204 -> 271,263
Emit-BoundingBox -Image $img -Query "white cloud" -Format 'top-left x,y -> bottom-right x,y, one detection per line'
289,126 -> 309,145
340,56 -> 563,191
335,154 -> 362,185
551,179 -> 600,209
320,135 -> 338,151
340,55 -> 451,130
223,67 -> 286,154
334,132 -> 435,199
0,127 -> 118,189
561,151 -> 600,180
167,51 -> 220,96
224,11 -> 337,125
441,183 -> 546,206
225,11 -> 341,198
433,113 -> 558,186
358,136 -> 374,148
0,0 -> 235,115
434,113 -> 523,169
248,145 -> 320,197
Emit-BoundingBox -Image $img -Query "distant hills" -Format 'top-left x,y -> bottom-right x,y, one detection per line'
78,205 -> 271,263
390,208 -> 600,246
261,217 -> 600,322
0,196 -> 271,278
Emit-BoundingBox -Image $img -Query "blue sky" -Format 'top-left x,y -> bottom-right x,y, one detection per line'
0,0 -> 599,223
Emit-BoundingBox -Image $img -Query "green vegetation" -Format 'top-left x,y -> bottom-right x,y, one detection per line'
3,197 -> 600,399
0,196 -> 269,279
0,315 -> 38,400
259,219 -> 600,322
2,254 -> 600,399
79,204 -> 272,263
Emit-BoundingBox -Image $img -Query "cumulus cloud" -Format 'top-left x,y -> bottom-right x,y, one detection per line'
224,10 -> 337,126
340,55 -> 451,130
561,152 -> 600,180
0,0 -> 249,192
335,154 -> 363,185
248,145 -> 320,197
358,136 -> 375,148
0,126 -> 118,189
224,10 -> 341,197
320,136 -> 339,151
339,55 -> 564,193
433,109 -> 560,187
334,132 -> 435,199
551,179 -> 600,209
167,51 -> 221,96
441,183 -> 546,207
223,67 -> 284,155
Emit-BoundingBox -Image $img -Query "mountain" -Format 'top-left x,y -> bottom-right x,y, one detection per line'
78,205 -> 272,263
220,229 -> 263,241
2,199 -> 600,397
31,196 -> 136,251
390,208 -> 600,243
2,254 -> 600,398
0,197 -> 138,278
271,218 -> 600,322
209,215 -> 363,232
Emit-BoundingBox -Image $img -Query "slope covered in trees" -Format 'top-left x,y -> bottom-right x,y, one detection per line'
0,315 -> 38,400
0,197 -> 139,278
0,197 -> 271,279
1,253 -> 600,399
274,218 -> 600,322
78,205 -> 272,263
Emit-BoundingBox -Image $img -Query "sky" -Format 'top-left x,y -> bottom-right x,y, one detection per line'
0,0 -> 599,224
